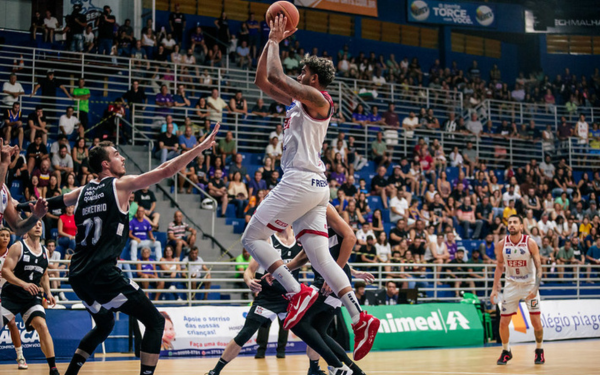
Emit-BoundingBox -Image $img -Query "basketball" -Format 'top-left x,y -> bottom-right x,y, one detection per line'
266,1 -> 300,33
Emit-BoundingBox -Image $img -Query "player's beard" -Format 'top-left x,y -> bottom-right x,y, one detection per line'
509,228 -> 520,236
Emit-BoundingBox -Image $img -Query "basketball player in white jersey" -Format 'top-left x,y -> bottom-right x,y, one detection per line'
242,15 -> 379,361
490,215 -> 544,365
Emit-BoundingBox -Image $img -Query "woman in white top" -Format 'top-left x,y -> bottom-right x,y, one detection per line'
529,227 -> 543,248
375,232 -> 392,263
161,33 -> 177,52
170,44 -> 183,65
141,28 -> 156,59
430,233 -> 450,264
543,192 -> 555,214
489,174 -> 502,194
449,146 -> 464,168
159,245 -> 183,300
523,209 -> 537,235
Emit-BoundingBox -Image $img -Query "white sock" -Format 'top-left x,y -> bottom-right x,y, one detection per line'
502,343 -> 510,351
536,340 -> 543,349
340,292 -> 362,324
15,346 -> 23,357
272,265 -> 301,294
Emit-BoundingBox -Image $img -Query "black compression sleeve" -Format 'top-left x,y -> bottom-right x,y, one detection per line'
46,195 -> 67,211
16,202 -> 33,212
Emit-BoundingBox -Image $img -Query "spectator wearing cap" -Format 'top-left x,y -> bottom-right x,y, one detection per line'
2,73 -> 25,108
3,102 -> 24,150
32,70 -> 72,118
59,106 -> 84,140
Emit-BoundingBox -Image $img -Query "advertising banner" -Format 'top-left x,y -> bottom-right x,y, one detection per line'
294,0 -> 378,18
509,300 -> 600,343
524,9 -> 600,34
156,306 -> 305,357
407,0 -> 496,28
341,303 -> 483,351
0,309 -> 91,360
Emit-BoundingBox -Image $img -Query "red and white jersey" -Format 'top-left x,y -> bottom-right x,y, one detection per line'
281,92 -> 334,176
0,184 -> 9,222
503,234 -> 535,283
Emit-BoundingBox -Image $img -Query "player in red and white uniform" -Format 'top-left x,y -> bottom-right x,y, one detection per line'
241,15 -> 379,363
491,215 -> 544,366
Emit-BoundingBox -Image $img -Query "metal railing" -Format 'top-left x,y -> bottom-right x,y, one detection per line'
46,259 -> 600,306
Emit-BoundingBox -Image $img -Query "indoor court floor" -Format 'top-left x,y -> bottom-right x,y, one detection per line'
1,339 -> 598,375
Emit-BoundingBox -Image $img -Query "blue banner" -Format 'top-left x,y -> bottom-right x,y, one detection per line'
0,309 -> 91,361
407,0 -> 497,28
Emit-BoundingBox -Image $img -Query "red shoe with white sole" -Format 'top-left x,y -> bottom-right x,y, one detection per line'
283,283 -> 318,330
352,311 -> 380,361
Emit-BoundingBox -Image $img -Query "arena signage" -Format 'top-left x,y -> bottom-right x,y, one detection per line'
524,9 -> 600,34
149,306 -> 305,357
508,299 -> 600,343
294,0 -> 378,18
341,304 -> 483,351
407,0 -> 497,28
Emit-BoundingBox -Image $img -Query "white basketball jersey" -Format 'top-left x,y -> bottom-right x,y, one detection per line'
0,185 -> 9,221
503,234 -> 535,283
281,92 -> 334,176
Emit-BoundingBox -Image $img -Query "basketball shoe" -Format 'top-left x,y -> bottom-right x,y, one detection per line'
534,348 -> 545,364
327,364 -> 353,375
307,368 -> 327,375
17,356 -> 28,369
352,311 -> 380,361
283,283 -> 318,330
497,350 -> 513,365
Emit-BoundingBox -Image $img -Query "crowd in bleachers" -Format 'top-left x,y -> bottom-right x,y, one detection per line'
3,3 -> 600,302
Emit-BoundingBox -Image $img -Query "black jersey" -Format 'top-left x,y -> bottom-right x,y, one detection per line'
69,177 -> 129,279
1,240 -> 48,301
255,234 -> 302,299
312,227 -> 352,295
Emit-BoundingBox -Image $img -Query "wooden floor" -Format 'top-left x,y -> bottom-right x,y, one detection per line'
1,340 -> 598,375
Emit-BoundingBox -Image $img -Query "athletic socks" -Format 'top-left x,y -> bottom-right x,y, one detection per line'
502,343 -> 510,352
140,364 -> 156,375
309,359 -> 320,372
273,264 -> 301,294
15,346 -> 23,358
211,358 -> 229,375
65,353 -> 87,375
536,340 -> 543,349
47,356 -> 56,369
340,292 -> 362,324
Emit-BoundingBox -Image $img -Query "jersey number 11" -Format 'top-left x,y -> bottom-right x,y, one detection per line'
81,217 -> 103,246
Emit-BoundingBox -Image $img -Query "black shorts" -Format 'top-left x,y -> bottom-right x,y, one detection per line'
1,294 -> 45,331
247,294 -> 288,323
70,269 -> 147,316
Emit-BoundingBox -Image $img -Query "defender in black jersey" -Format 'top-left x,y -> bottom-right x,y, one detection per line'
287,205 -> 374,375
1,220 -> 59,375
207,227 -> 303,375
16,126 -> 220,375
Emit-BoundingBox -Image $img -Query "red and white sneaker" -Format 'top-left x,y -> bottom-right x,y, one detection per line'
283,283 -> 318,330
352,311 -> 380,361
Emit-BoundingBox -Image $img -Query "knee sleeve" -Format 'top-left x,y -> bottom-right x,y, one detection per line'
233,318 -> 263,347
79,311 -> 115,355
301,234 -> 351,294
139,309 -> 165,355
241,219 -> 280,270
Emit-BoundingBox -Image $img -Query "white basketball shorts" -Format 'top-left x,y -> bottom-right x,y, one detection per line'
500,281 -> 541,317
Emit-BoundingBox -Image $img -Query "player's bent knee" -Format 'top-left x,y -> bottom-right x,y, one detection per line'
233,318 -> 263,346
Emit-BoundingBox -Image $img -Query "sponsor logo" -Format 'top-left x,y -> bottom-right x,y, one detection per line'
476,5 -> 494,26
410,0 -> 430,21
311,179 -> 327,187
507,260 -> 527,267
531,299 -> 538,308
275,220 -> 289,228
378,311 -> 470,333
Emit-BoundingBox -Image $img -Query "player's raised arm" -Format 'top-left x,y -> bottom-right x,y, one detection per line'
255,43 -> 293,105
527,237 -> 543,300
266,16 -> 330,113
327,204 -> 356,268
490,239 -> 505,303
116,123 -> 220,193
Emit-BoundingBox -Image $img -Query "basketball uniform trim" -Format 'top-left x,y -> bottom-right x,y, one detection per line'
112,178 -> 128,215
295,229 -> 328,240
298,92 -> 334,123
267,223 -> 284,233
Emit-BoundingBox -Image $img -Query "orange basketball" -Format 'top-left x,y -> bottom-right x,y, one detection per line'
266,1 -> 300,33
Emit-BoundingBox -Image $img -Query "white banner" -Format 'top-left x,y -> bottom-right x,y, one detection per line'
144,306 -> 304,357
509,300 -> 600,343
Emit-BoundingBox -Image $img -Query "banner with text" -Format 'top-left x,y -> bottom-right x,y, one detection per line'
0,309 -> 91,360
294,0 -> 378,18
341,303 -> 483,351
407,0 -> 496,28
524,9 -> 600,34
155,306 -> 305,357
509,299 -> 600,343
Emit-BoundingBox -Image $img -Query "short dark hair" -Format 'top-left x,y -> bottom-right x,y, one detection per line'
46,239 -> 56,246
508,214 -> 523,224
67,106 -> 74,111
300,55 -> 336,88
89,141 -> 114,174
59,145 -> 68,151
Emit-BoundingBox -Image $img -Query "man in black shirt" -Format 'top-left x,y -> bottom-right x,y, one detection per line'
387,165 -> 405,190
208,169 -> 229,216
26,134 -> 49,174
267,170 -> 280,190
359,235 -> 378,271
123,80 -> 148,111
339,175 -> 357,199
32,71 -> 72,117
389,219 -> 408,249
446,248 -> 475,297
96,5 -> 116,55
169,3 -> 186,43
66,4 -> 86,52
27,105 -> 48,145
371,166 -> 389,208
475,195 -> 494,236
155,123 -> 180,163
135,188 -> 160,229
